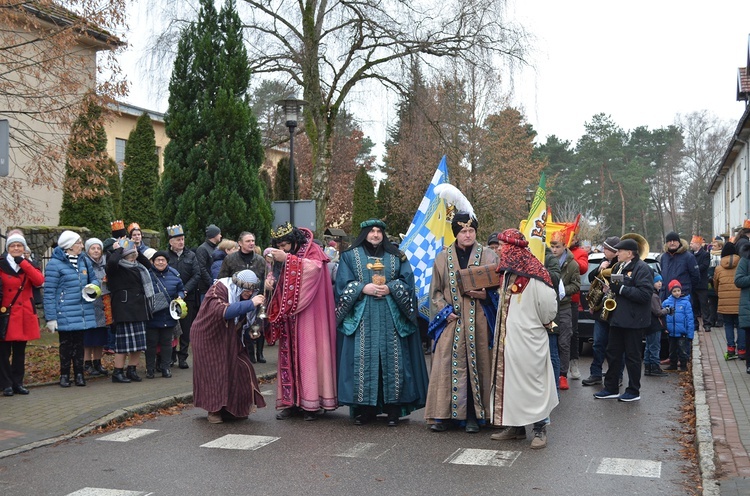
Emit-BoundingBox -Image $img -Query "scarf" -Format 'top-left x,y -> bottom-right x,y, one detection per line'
218,277 -> 256,325
6,253 -> 19,273
496,229 -> 553,288
118,257 -> 155,311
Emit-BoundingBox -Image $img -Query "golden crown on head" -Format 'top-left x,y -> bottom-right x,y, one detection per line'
110,220 -> 125,231
128,222 -> 141,233
271,222 -> 294,239
167,224 -> 184,238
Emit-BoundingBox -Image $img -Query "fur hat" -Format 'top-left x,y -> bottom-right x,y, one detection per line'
668,279 -> 682,292
84,238 -> 103,253
58,230 -> 81,250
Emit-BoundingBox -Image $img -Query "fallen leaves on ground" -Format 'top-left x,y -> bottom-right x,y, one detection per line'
24,343 -> 117,385
678,365 -> 702,495
91,402 -> 190,434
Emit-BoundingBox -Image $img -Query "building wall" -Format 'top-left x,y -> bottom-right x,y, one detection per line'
713,141 -> 749,237
103,106 -> 168,174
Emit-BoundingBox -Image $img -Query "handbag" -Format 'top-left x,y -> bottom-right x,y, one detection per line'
0,275 -> 26,340
456,264 -> 501,295
152,277 -> 171,313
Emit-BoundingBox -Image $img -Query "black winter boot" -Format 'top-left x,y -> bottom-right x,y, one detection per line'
248,340 -> 257,363
84,360 -> 98,376
650,365 -> 668,377
59,375 -> 71,388
112,368 -> 131,383
256,338 -> 266,363
146,368 -> 155,379
643,364 -> 652,376
74,373 -> 86,387
126,365 -> 142,382
93,359 -> 109,377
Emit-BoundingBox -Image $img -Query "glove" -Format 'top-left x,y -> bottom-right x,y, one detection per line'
669,306 -> 675,315
47,320 -> 58,333
609,280 -> 622,294
13,256 -> 24,264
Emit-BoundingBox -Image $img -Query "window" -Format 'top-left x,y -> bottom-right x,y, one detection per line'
730,170 -> 735,199
115,138 -> 127,164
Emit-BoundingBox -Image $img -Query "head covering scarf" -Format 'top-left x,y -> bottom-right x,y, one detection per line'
496,229 -> 553,288
217,270 -> 259,325
348,218 -> 400,257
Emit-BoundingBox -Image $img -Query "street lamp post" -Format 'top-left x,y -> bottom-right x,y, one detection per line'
525,186 -> 534,213
275,97 -> 307,226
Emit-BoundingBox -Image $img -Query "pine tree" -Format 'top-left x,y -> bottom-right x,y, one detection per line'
107,158 -> 122,219
158,0 -> 272,246
58,95 -> 115,239
122,113 -> 160,229
273,156 -> 298,201
351,166 -> 378,229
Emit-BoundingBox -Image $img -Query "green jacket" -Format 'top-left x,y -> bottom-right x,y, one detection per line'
558,248 -> 581,308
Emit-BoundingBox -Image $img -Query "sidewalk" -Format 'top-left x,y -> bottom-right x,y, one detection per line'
0,345 -> 278,458
696,325 -> 750,495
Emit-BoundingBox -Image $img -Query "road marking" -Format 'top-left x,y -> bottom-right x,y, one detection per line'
96,429 -> 159,442
444,448 -> 521,467
261,389 -> 274,396
329,442 -> 392,459
200,434 -> 279,450
594,457 -> 662,478
66,489 -> 149,496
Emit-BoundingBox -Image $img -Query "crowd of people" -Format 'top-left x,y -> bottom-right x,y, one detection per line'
4,209 -> 749,450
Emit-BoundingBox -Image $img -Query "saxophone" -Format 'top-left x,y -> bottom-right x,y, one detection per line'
600,263 -> 625,321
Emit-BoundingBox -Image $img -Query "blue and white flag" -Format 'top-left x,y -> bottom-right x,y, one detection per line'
399,156 -> 455,320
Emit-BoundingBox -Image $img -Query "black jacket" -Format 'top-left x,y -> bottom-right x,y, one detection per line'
195,240 -> 217,293
693,248 -> 710,290
106,248 -> 152,323
167,248 -> 201,303
607,257 -> 653,330
218,250 -> 266,281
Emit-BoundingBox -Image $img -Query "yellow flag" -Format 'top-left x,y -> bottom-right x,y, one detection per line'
520,174 -> 547,263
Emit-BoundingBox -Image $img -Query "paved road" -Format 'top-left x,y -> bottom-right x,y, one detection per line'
0,356 -> 696,496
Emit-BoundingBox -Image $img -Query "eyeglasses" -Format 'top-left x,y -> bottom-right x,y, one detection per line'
73,240 -> 83,245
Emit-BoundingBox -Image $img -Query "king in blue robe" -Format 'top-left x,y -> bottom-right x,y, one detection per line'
334,219 -> 429,426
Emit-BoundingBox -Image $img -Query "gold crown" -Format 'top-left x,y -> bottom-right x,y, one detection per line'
128,222 -> 141,233
271,222 -> 294,239
110,220 -> 125,231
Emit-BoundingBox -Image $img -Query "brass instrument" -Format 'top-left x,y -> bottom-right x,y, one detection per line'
592,233 -> 650,321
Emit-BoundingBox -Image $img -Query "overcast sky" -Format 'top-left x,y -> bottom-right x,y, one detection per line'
120,1 -> 750,156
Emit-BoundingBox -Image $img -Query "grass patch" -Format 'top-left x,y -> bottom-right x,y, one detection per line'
25,331 -> 116,385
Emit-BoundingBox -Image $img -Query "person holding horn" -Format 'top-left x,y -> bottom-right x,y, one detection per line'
593,235 -> 653,402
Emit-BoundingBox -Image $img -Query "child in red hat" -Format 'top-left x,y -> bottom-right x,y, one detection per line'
662,280 -> 695,371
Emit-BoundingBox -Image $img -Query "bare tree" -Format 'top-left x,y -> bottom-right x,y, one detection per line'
0,0 -> 127,223
237,0 -> 529,231
675,111 -> 733,236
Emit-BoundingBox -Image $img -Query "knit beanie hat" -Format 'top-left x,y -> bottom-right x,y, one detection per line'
668,280 -> 682,292
6,233 -> 28,250
58,230 -> 80,250
102,238 -> 117,254
602,236 -> 621,252
151,250 -> 170,262
654,274 -> 663,284
84,238 -> 103,253
206,224 -> 221,239
665,232 -> 680,243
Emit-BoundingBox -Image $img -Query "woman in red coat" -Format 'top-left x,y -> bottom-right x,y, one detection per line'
1,233 -> 45,396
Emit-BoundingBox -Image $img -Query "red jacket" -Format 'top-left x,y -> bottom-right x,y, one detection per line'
569,245 -> 589,304
1,257 -> 45,342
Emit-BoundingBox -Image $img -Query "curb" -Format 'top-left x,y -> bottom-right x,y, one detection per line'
693,335 -> 720,495
0,371 -> 277,460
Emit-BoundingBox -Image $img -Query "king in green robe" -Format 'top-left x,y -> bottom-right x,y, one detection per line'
335,219 -> 429,426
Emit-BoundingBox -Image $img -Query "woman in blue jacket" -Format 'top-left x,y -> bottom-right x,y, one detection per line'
146,251 -> 185,378
43,231 -> 100,388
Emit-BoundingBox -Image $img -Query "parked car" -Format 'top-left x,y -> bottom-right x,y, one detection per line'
578,252 -> 662,354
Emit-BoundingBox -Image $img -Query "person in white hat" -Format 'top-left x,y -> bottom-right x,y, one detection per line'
43,230 -> 100,388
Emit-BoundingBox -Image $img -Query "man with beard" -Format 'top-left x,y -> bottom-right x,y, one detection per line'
424,211 -> 497,434
334,219 -> 429,426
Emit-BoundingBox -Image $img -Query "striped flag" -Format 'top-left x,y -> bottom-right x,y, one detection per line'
399,156 -> 456,320
521,173 -> 547,263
